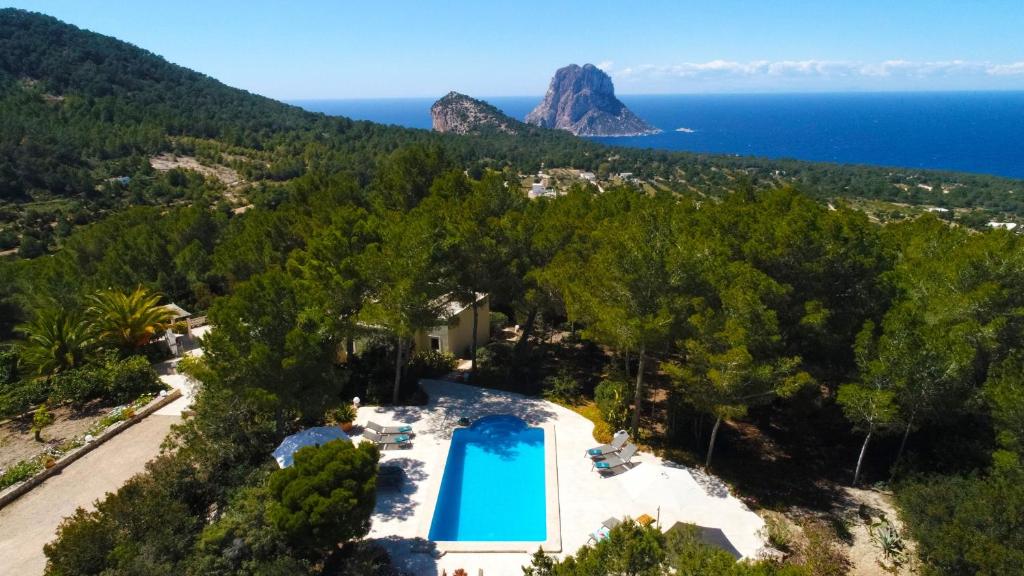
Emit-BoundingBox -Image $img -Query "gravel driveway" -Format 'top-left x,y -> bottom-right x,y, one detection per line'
0,413 -> 180,576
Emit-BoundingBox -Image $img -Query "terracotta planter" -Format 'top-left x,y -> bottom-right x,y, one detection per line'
340,422 -> 354,433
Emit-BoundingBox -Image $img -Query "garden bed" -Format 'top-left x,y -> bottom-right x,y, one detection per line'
0,390 -> 177,497
0,399 -> 113,471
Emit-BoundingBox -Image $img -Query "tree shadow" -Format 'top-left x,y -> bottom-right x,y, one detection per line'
370,536 -> 440,576
414,379 -> 559,441
374,457 -> 428,523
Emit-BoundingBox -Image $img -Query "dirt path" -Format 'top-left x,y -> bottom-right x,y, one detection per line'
0,414 -> 180,576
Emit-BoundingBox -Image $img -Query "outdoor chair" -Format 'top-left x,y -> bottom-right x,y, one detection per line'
366,420 -> 414,436
592,443 -> 638,475
584,431 -> 629,459
363,429 -> 412,450
587,517 -> 622,543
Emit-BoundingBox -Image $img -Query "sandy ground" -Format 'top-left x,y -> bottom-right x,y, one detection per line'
0,413 -> 180,576
841,487 -> 917,576
149,154 -> 243,187
0,401 -> 115,471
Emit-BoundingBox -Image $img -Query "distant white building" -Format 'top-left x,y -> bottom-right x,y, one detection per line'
988,221 -> 1019,231
926,207 -> 950,213
579,171 -> 596,182
529,182 -> 555,198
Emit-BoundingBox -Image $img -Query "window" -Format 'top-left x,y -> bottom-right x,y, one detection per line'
430,336 -> 441,351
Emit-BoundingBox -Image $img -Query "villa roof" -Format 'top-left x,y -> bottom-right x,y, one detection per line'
436,292 -> 487,318
162,303 -> 191,319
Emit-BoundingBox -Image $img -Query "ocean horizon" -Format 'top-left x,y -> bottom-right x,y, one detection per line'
292,91 -> 1024,179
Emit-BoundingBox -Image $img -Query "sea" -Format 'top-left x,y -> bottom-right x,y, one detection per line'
291,92 -> 1024,179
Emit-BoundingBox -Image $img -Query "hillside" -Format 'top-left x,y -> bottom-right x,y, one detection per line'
1,8 -> 1023,259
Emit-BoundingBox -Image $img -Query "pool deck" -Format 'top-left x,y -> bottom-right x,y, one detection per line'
355,379 -> 767,576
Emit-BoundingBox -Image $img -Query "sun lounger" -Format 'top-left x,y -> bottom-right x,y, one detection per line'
584,431 -> 629,458
587,517 -> 622,543
363,429 -> 412,449
366,420 -> 414,435
592,443 -> 638,474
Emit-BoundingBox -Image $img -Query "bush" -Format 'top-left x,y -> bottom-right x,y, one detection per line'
0,459 -> 43,490
897,468 -> 1024,576
50,366 -> 107,407
793,519 -> 850,576
50,356 -> 163,406
190,485 -> 308,575
407,350 -> 457,381
0,347 -> 18,386
543,371 -> 583,405
332,403 -> 357,424
44,454 -> 203,575
490,311 -> 509,333
33,403 -> 54,441
0,379 -> 49,419
105,355 -> 162,403
595,378 -> 631,431
268,440 -> 380,557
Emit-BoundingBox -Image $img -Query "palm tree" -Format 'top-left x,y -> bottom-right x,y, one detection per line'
88,286 -> 175,353
18,307 -> 93,376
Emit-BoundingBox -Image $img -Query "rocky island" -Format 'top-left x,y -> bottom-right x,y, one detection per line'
525,63 -> 660,137
431,91 -> 522,135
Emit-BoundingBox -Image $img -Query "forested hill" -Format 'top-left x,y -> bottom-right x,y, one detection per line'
2,7 -> 1023,259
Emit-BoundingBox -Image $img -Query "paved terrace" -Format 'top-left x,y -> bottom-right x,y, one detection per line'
357,379 -> 767,576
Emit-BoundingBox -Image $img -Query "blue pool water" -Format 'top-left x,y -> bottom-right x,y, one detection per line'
428,415 -> 546,541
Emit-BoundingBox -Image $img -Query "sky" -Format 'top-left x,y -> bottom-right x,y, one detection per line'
5,0 -> 1024,99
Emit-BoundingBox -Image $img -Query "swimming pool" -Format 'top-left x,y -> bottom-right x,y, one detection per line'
428,415 -> 547,542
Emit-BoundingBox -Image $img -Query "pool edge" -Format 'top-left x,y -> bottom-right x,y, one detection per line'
425,422 -> 562,554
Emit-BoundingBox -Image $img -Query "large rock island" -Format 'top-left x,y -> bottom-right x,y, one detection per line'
431,91 -> 522,135
525,64 -> 659,137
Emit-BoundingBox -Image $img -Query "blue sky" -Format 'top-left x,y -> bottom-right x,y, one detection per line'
5,0 -> 1024,98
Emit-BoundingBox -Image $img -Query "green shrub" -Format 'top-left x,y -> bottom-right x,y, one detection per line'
407,350 -> 457,380
0,379 -> 49,419
0,459 -> 43,490
897,467 -> 1024,575
542,371 -> 583,405
32,403 -> 54,441
44,454 -> 202,575
50,366 -> 107,407
332,403 -> 357,424
105,355 -> 162,403
50,356 -> 162,406
0,347 -> 18,386
268,440 -> 380,557
595,378 -> 631,431
489,311 -> 509,333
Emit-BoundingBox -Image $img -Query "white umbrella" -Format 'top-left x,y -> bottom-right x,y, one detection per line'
618,463 -> 703,521
273,426 -> 351,468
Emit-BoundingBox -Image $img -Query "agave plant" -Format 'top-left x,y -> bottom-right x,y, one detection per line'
18,306 -> 93,376
88,286 -> 175,353
869,516 -> 908,573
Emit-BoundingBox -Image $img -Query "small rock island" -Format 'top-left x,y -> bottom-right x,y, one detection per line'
525,63 -> 660,137
430,91 -> 522,135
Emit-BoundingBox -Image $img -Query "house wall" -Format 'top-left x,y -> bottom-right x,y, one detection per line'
413,295 -> 490,358
445,294 -> 490,358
